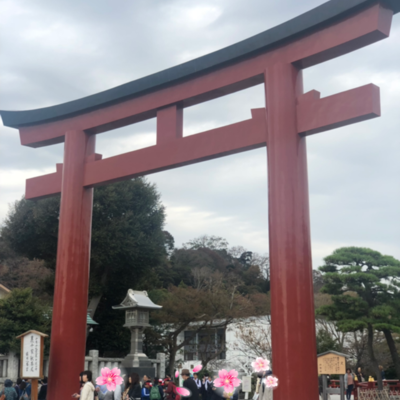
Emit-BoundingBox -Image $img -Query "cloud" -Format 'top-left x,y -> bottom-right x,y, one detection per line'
163,4 -> 223,30
0,167 -> 55,221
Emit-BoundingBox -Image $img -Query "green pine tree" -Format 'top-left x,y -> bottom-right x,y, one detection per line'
317,247 -> 400,388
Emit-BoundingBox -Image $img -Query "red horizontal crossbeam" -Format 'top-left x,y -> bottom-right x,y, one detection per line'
297,84 -> 380,136
26,108 -> 267,199
18,3 -> 392,148
26,80 -> 383,200
26,164 -> 63,200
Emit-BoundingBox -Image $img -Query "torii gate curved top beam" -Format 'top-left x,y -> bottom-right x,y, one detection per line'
1,1 -> 398,400
1,0 -> 399,133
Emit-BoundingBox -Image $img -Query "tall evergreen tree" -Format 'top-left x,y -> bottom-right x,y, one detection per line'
2,178 -> 167,321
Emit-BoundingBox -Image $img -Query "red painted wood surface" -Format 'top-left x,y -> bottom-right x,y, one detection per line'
157,104 -> 183,145
26,108 -> 267,197
265,63 -> 318,400
297,84 -> 381,136
46,131 -> 95,400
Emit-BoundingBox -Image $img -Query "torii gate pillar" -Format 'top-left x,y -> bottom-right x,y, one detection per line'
266,64 -> 317,398
49,131 -> 96,394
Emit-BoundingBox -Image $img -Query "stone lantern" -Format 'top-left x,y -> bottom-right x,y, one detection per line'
113,289 -> 162,375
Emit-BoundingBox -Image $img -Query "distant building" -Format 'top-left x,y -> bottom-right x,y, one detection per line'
178,316 -> 272,375
178,315 -> 343,375
0,283 -> 11,300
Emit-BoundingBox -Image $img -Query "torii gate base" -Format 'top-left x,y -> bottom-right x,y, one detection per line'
1,1 -> 398,399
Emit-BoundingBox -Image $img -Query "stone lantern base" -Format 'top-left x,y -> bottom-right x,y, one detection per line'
120,353 -> 157,379
121,352 -> 152,368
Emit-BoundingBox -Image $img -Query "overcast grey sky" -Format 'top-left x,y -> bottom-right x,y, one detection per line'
0,0 -> 399,268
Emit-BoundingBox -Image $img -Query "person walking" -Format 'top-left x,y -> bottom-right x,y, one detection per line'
356,367 -> 365,383
181,369 -> 199,400
318,375 -> 323,399
142,376 -> 151,388
18,381 -> 27,399
22,379 -> 31,400
201,377 -> 207,400
193,374 -> 202,395
38,377 -> 48,400
164,377 -> 180,400
13,378 -> 22,399
345,368 -> 355,400
73,371 -> 95,400
13,379 -> 22,399
142,381 -> 152,400
203,376 -> 213,400
123,373 -> 141,400
1,379 -> 18,400
379,366 -> 386,380
149,379 -> 161,400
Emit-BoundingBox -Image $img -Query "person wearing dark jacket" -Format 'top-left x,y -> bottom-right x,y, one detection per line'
38,377 -> 48,400
181,370 -> 199,400
202,376 -> 213,400
356,367 -> 365,382
123,373 -> 142,400
193,375 -> 202,394
24,380 -> 32,399
14,379 -> 22,399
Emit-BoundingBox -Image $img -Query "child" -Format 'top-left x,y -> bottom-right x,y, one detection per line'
142,380 -> 152,400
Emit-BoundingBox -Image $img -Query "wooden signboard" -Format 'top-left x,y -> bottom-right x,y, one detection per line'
242,376 -> 252,392
16,330 -> 48,400
317,352 -> 346,375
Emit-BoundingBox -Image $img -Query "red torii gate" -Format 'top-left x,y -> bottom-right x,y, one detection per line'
1,1 -> 398,399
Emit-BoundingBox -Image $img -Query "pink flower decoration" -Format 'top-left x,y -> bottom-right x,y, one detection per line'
214,370 -> 241,394
176,387 -> 191,397
96,367 -> 124,392
193,365 -> 202,373
251,357 -> 270,372
175,371 -> 179,378
264,376 -> 278,388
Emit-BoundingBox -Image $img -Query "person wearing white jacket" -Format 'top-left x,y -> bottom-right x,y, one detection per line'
73,371 -> 95,400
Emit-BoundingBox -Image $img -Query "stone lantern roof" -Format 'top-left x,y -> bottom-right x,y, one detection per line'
112,289 -> 162,311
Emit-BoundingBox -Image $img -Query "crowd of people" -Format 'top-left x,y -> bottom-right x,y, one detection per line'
69,369 -> 239,400
1,364 -> 389,400
1,367 -> 279,400
0,378 -> 47,400
318,365 -> 387,400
